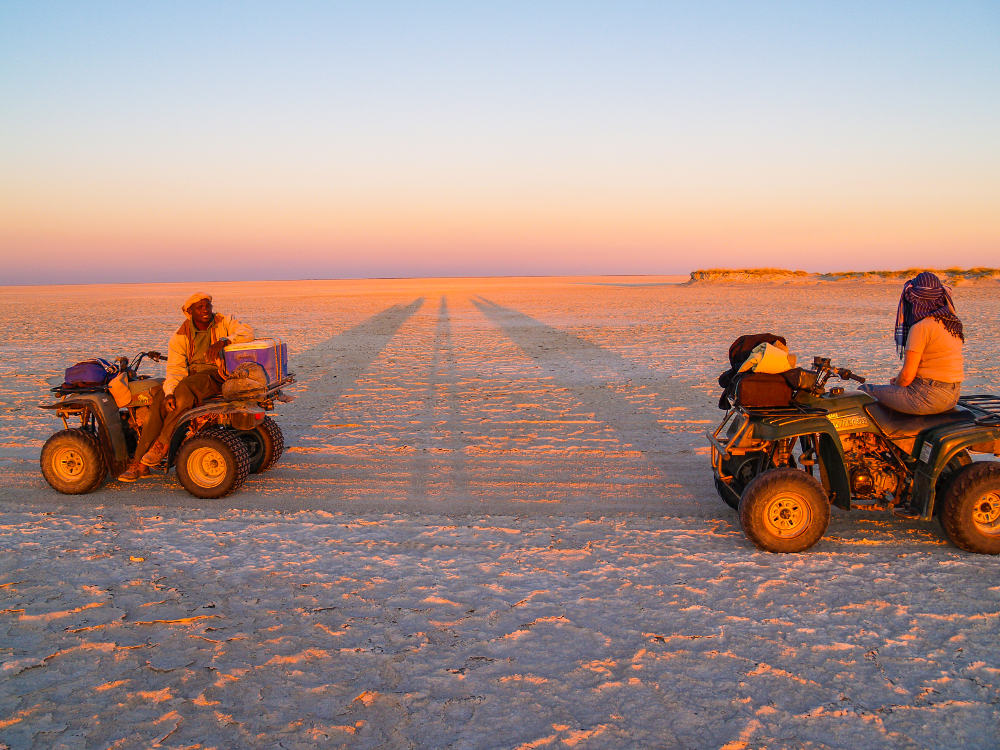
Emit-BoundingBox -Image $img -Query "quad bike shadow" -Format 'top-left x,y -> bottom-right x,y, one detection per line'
40,350 -> 295,499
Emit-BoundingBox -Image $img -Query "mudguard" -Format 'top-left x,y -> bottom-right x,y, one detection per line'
39,392 -> 130,473
724,410 -> 855,509
167,401 -> 269,464
912,422 -> 1000,519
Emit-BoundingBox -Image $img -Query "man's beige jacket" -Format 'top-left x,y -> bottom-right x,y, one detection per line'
164,313 -> 254,396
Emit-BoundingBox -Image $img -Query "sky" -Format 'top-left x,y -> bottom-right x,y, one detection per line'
1,1 -> 998,284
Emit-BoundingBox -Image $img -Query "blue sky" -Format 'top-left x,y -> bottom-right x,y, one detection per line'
2,1 -> 998,283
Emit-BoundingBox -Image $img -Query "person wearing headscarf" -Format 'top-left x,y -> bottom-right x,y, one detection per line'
118,293 -> 254,482
859,271 -> 964,415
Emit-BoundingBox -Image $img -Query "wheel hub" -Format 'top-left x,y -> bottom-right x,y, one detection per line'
764,494 -> 810,537
54,448 -> 84,479
972,490 -> 1000,533
186,446 -> 227,488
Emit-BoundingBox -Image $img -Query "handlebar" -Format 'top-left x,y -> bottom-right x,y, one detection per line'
125,350 -> 165,376
807,356 -> 865,393
835,367 -> 865,384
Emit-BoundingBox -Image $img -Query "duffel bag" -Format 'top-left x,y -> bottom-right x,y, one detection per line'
63,358 -> 118,388
733,371 -> 794,408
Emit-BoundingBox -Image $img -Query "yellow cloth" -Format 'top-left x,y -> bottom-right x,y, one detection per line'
737,342 -> 797,374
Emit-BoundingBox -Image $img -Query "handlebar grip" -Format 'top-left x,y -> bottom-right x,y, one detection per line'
835,367 -> 866,384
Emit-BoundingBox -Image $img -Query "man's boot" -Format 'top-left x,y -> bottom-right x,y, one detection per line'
141,440 -> 168,467
118,460 -> 150,482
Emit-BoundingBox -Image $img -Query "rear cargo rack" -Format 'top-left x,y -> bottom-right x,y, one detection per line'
266,373 -> 295,395
958,395 -> 1000,425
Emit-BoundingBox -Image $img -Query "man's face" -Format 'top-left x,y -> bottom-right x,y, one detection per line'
190,298 -> 214,328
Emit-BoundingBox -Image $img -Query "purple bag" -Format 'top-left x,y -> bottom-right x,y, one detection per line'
63,358 -> 117,388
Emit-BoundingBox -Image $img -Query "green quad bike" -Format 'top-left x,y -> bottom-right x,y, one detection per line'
709,356 -> 1000,553
39,350 -> 295,499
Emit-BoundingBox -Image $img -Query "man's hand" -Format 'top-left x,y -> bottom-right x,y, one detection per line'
165,394 -> 177,412
207,338 -> 230,361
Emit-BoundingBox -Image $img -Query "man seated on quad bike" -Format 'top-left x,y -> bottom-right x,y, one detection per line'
119,292 -> 254,481
859,271 -> 964,415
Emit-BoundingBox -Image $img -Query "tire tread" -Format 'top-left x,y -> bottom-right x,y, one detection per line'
176,427 -> 250,499
941,461 -> 1000,554
739,468 -> 830,553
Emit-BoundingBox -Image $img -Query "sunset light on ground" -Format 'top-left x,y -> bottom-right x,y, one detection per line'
2,277 -> 1000,746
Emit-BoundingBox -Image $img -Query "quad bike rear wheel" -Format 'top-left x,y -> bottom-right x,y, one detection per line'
240,417 -> 284,474
40,429 -> 107,495
739,468 -> 830,553
940,462 -> 1000,554
176,428 -> 250,499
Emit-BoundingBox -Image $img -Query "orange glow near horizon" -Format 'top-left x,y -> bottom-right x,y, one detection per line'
3,180 -> 997,278
2,3 -> 998,283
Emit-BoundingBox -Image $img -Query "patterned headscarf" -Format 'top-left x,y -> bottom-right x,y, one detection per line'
894,271 -> 964,358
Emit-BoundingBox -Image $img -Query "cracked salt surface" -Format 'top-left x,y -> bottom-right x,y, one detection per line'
1,276 -> 999,749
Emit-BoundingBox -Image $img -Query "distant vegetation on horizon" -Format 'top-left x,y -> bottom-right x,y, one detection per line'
688,267 -> 1000,284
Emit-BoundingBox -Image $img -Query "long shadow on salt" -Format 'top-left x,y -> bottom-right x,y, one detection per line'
281,298 -> 425,442
407,296 -> 470,504
471,296 -> 702,483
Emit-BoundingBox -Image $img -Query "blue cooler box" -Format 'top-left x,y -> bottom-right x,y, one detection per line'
222,339 -> 288,384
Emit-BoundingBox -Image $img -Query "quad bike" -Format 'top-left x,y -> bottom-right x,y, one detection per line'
39,350 -> 295,499
709,356 -> 1000,553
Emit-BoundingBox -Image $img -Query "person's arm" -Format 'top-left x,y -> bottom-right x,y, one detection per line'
223,316 -> 254,345
207,316 -> 254,360
206,336 -> 232,361
892,349 -> 921,387
162,332 -> 189,397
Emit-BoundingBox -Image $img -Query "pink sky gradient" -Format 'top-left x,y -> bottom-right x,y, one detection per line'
2,2 -> 998,283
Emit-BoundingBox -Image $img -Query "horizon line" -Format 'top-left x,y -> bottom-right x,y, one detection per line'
5,266 -> 997,289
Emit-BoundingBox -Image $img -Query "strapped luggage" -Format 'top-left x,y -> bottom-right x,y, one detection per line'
222,362 -> 269,401
732,371 -> 795,408
717,333 -> 788,409
63,358 -> 118,389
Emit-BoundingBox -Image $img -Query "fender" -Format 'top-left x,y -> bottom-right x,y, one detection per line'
912,422 -> 1000,519
39,392 -> 130,472
167,401 -> 268,464
746,413 -> 855,509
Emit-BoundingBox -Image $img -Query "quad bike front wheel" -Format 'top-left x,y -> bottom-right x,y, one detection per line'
40,429 -> 107,495
940,462 -> 1000,554
716,451 -> 769,510
714,476 -> 740,510
240,417 -> 284,474
176,428 -> 251,499
739,468 -> 830,553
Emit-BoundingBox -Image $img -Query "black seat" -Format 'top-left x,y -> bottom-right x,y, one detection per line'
866,404 -> 974,453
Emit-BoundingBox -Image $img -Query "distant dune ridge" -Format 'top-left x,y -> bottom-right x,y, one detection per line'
687,267 -> 1000,284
